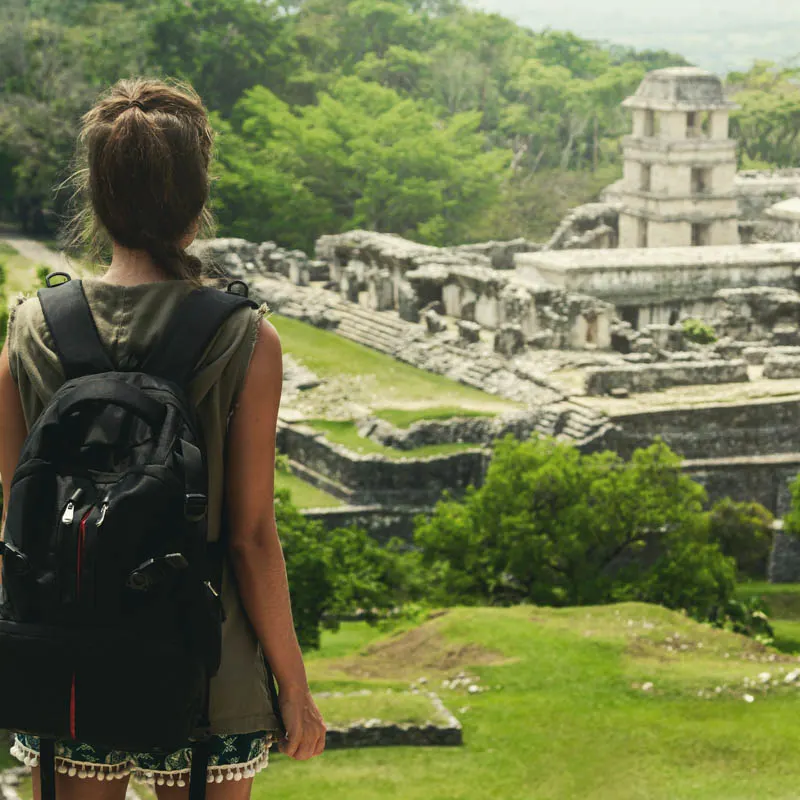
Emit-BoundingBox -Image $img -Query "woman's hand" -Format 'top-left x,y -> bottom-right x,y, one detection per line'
277,684 -> 326,761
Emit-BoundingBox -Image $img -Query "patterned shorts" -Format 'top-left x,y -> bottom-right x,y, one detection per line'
12,731 -> 275,787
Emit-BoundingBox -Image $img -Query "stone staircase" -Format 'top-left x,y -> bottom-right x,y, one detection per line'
535,400 -> 617,448
328,301 -> 415,354
251,273 -> 613,432
277,292 -> 417,356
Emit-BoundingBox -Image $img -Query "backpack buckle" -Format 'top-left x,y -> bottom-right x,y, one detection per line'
184,493 -> 208,522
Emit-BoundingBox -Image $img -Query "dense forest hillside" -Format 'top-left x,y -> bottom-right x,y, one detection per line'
1,0 -> 797,250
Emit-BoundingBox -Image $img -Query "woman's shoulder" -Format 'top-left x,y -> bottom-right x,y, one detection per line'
8,294 -> 50,353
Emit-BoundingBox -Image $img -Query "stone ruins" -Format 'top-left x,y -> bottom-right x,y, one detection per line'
194,66 -> 800,581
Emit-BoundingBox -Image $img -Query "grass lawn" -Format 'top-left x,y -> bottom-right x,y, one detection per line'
305,419 -> 483,459
251,603 -> 800,800
11,603 -> 800,799
269,314 -> 520,414
275,469 -> 344,508
373,407 -> 495,428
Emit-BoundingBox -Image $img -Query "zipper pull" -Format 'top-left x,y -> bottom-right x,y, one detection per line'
61,488 -> 84,526
97,498 -> 110,527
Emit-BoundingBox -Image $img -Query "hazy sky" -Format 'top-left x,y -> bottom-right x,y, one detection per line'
467,0 -> 800,74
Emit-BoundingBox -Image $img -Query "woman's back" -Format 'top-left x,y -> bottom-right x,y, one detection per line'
7,278 -> 283,738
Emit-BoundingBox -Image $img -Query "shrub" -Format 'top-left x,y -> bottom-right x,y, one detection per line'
708,596 -> 774,645
682,318 -> 717,345
275,488 -> 425,649
415,436 -> 737,625
274,489 -> 332,650
707,498 -> 774,580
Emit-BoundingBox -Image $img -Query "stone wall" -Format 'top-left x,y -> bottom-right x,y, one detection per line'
735,169 -> 800,220
278,422 -> 489,505
447,238 -> 541,269
544,203 -> 621,251
683,455 -> 800,516
302,505 -> 428,543
600,398 -> 800,460
713,286 -> 800,345
315,230 -> 614,349
769,528 -> 800,583
356,409 -> 542,450
584,360 -> 748,396
191,237 -> 328,284
515,244 -> 800,322
320,692 -> 462,750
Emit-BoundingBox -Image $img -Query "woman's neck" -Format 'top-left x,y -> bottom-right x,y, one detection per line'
101,242 -> 172,285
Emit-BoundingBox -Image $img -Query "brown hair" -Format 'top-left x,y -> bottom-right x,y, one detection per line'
65,77 -> 216,282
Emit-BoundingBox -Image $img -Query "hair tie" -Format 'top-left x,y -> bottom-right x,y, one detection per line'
128,100 -> 146,112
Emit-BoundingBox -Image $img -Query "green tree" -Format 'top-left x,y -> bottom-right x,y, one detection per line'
214,77 -> 510,249
274,489 -> 333,650
729,61 -> 800,168
147,0 -> 296,116
415,436 -> 736,621
707,498 -> 774,580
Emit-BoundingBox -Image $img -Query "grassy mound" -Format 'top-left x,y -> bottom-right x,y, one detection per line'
255,604 -> 800,800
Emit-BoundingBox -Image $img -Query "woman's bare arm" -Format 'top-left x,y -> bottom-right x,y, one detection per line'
226,318 -> 325,761
0,342 -> 27,534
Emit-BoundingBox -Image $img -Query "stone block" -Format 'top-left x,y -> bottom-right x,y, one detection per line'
584,360 -> 749,396
288,259 -> 310,286
308,260 -> 330,282
367,268 -> 395,311
398,280 -> 420,323
764,355 -> 800,380
340,266 -> 360,303
743,346 -> 769,365
460,300 -> 476,322
457,320 -> 481,344
644,324 -> 683,351
773,325 -> 800,347
424,309 -> 448,335
494,324 -> 525,357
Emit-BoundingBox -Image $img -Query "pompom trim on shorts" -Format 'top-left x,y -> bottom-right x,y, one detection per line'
11,735 -> 273,785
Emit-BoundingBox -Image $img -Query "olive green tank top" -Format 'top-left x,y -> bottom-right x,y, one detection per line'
7,277 -> 281,737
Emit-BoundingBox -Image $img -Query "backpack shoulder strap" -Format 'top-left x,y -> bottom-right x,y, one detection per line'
37,279 -> 115,380
141,286 -> 258,386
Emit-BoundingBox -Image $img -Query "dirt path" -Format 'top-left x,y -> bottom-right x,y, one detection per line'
0,235 -> 82,278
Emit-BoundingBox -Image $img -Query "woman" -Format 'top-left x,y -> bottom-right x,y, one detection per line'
0,77 -> 326,799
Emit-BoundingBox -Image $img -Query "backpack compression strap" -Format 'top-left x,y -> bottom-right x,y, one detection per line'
140,287 -> 258,386
38,279 -> 115,379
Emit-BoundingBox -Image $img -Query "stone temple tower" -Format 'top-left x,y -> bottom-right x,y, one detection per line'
616,67 -> 740,249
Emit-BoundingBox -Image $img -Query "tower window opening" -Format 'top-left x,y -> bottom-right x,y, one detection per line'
691,223 -> 711,247
691,167 -> 712,195
644,110 -> 658,137
640,163 -> 652,192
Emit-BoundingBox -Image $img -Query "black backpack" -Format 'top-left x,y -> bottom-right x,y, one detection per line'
0,277 -> 277,800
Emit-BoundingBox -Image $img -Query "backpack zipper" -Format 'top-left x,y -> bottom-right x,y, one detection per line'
96,497 -> 110,528
69,506 -> 94,740
61,488 -> 85,526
